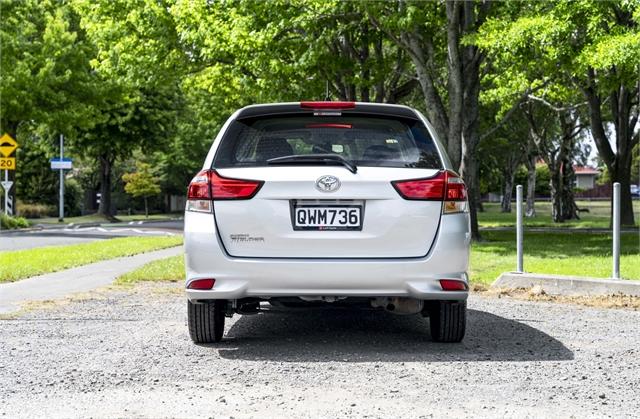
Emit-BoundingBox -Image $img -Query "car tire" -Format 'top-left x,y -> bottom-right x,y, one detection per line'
426,300 -> 466,343
188,300 -> 225,343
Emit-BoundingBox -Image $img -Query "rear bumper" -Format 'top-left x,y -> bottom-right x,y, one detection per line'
184,211 -> 471,301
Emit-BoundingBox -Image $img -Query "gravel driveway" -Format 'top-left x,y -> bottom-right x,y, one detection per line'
1,283 -> 639,418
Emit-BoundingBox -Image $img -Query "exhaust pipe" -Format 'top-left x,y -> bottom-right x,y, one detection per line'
372,298 -> 423,315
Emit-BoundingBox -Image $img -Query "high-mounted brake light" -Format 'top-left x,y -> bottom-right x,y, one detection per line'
391,170 -> 468,214
306,123 -> 353,129
186,170 -> 263,213
300,101 -> 356,110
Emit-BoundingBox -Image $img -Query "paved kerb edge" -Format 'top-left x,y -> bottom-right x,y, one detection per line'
492,272 -> 640,297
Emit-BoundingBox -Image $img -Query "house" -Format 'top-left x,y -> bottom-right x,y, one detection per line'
573,165 -> 600,190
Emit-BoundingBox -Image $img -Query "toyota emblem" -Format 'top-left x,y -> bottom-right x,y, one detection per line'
315,175 -> 341,192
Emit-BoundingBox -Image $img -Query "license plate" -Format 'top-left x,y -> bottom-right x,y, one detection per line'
293,205 -> 363,231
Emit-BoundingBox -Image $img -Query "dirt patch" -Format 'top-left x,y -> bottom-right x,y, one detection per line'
472,283 -> 640,310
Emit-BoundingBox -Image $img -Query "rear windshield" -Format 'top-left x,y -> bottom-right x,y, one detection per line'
213,115 -> 443,169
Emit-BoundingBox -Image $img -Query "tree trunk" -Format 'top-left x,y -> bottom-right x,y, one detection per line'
549,160 -> 579,223
611,165 -> 635,226
144,197 -> 149,218
525,154 -> 536,217
549,166 -> 563,223
372,1 -> 486,239
560,161 -> 579,221
445,0 -> 464,170
458,4 -> 482,240
582,71 -> 637,226
501,175 -> 514,213
98,154 -> 114,219
460,150 -> 481,240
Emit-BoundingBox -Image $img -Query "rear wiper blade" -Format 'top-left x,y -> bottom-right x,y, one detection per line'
267,154 -> 358,174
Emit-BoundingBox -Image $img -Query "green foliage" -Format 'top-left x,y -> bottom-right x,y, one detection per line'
16,202 -> 55,218
64,177 -> 83,216
632,144 -> 640,185
514,164 -> 551,197
4,0 -> 639,221
122,162 -> 161,200
476,1 -> 640,109
0,0 -> 98,135
0,213 -> 30,229
13,129 -> 59,205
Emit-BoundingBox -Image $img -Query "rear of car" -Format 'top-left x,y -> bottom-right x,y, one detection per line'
184,102 -> 471,343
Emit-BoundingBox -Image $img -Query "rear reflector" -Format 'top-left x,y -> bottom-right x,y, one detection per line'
187,278 -> 216,290
439,279 -> 468,291
300,101 -> 356,110
186,170 -> 263,212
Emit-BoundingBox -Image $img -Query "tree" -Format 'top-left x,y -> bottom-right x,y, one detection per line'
523,104 -> 584,222
476,1 -> 640,225
1,0 -> 98,211
366,1 -> 498,240
477,106 -> 530,213
122,162 -> 161,218
73,85 -> 181,217
71,0 -> 185,217
0,0 -> 97,136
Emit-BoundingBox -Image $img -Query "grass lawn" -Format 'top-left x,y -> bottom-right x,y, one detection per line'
118,230 -> 640,287
478,200 -> 640,228
0,236 -> 183,283
472,230 -> 640,285
33,213 -> 180,225
117,255 -> 184,285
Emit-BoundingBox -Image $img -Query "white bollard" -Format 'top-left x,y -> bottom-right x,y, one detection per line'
612,182 -> 620,279
516,184 -> 523,273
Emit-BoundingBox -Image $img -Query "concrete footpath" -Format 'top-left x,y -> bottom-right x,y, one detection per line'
0,246 -> 183,314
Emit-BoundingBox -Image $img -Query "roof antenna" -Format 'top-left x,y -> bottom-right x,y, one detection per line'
324,80 -> 331,101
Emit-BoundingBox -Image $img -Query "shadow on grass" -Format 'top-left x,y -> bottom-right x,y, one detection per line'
475,231 -> 638,258
209,308 -> 573,363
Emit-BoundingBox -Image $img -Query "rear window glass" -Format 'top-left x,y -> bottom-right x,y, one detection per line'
213,115 -> 442,169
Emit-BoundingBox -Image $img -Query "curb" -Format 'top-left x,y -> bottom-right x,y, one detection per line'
0,226 -> 44,234
492,272 -> 640,297
67,222 -> 102,228
480,227 -> 639,233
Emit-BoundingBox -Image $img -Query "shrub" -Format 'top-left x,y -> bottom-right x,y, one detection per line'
16,202 -> 56,218
0,213 -> 30,229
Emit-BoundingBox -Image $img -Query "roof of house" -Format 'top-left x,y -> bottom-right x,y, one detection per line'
574,165 -> 600,175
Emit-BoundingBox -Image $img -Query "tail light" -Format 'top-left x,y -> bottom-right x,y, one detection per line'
186,170 -> 263,213
439,279 -> 468,291
187,278 -> 215,290
300,101 -> 356,109
391,170 -> 468,214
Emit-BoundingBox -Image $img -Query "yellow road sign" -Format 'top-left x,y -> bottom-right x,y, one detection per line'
0,157 -> 16,170
0,133 -> 18,157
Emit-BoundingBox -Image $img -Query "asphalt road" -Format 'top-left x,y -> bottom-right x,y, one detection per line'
0,220 -> 183,251
1,283 -> 639,418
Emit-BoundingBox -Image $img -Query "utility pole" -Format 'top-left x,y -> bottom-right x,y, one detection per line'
59,134 -> 64,222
